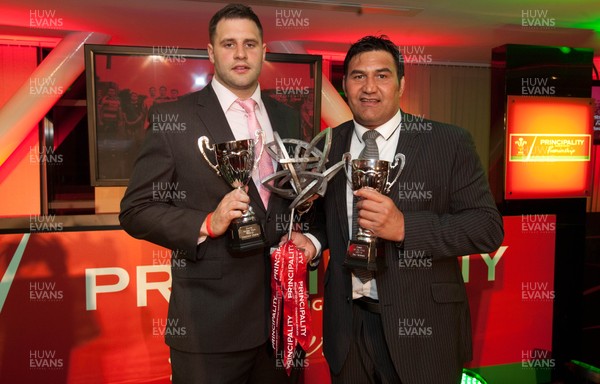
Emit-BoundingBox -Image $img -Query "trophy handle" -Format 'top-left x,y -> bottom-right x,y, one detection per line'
342,152 -> 353,187
197,136 -> 220,175
384,153 -> 406,194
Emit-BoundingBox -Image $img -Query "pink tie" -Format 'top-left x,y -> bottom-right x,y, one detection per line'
236,98 -> 273,208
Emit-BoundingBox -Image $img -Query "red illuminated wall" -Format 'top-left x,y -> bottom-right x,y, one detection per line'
0,45 -> 41,217
0,216 -> 555,383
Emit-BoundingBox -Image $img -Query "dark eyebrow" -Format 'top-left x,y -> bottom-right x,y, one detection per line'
219,38 -> 259,45
348,69 -> 366,76
348,68 -> 393,76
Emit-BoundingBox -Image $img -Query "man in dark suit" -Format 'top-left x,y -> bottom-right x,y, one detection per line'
291,35 -> 504,383
119,4 -> 308,383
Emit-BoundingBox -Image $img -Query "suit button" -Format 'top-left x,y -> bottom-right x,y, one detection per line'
346,297 -> 350,303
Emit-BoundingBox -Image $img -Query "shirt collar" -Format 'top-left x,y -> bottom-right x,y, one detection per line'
211,77 -> 263,112
353,110 -> 402,143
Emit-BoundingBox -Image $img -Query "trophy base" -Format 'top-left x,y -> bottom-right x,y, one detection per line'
228,220 -> 267,253
344,239 -> 384,271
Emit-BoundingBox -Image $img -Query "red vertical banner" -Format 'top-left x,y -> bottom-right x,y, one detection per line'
465,215 -> 556,368
300,252 -> 329,383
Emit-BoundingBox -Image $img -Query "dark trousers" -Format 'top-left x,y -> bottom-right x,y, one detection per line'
331,302 -> 402,384
171,342 -> 298,384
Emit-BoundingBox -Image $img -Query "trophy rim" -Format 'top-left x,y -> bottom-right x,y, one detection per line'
214,138 -> 255,149
352,158 -> 390,168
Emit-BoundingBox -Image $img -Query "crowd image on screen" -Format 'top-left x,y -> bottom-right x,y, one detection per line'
95,81 -> 187,179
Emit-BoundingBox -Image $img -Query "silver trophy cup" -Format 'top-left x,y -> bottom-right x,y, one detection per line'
198,134 -> 267,252
344,152 -> 406,271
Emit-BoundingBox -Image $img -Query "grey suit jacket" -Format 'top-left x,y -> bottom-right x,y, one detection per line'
313,113 -> 504,383
119,84 -> 301,353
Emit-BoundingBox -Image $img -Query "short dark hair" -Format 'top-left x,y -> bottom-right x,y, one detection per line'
343,35 -> 404,80
209,3 -> 263,44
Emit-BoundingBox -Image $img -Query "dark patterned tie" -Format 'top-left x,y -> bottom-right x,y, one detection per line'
353,130 -> 380,283
359,129 -> 381,160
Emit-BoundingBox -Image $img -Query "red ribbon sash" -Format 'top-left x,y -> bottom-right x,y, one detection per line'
270,240 -> 312,374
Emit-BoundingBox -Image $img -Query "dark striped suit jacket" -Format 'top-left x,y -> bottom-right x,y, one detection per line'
312,113 -> 504,383
120,84 -> 301,354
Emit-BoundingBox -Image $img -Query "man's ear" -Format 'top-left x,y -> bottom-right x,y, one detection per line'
399,76 -> 405,98
207,44 -> 215,64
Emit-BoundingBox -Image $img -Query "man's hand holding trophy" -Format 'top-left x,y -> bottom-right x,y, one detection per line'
343,152 -> 405,271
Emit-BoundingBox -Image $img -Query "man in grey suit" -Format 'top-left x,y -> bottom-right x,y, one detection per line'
120,4 -> 308,383
291,35 -> 504,383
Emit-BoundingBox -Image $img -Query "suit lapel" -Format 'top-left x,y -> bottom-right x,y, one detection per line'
332,121 -> 354,244
262,95 -> 284,215
388,111 -> 423,206
261,94 -> 300,215
195,85 -> 236,144
263,95 -> 297,140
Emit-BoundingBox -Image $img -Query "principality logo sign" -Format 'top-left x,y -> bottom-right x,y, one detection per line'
508,133 -> 591,162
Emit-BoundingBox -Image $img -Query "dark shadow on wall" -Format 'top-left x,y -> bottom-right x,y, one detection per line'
0,233 -> 100,384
